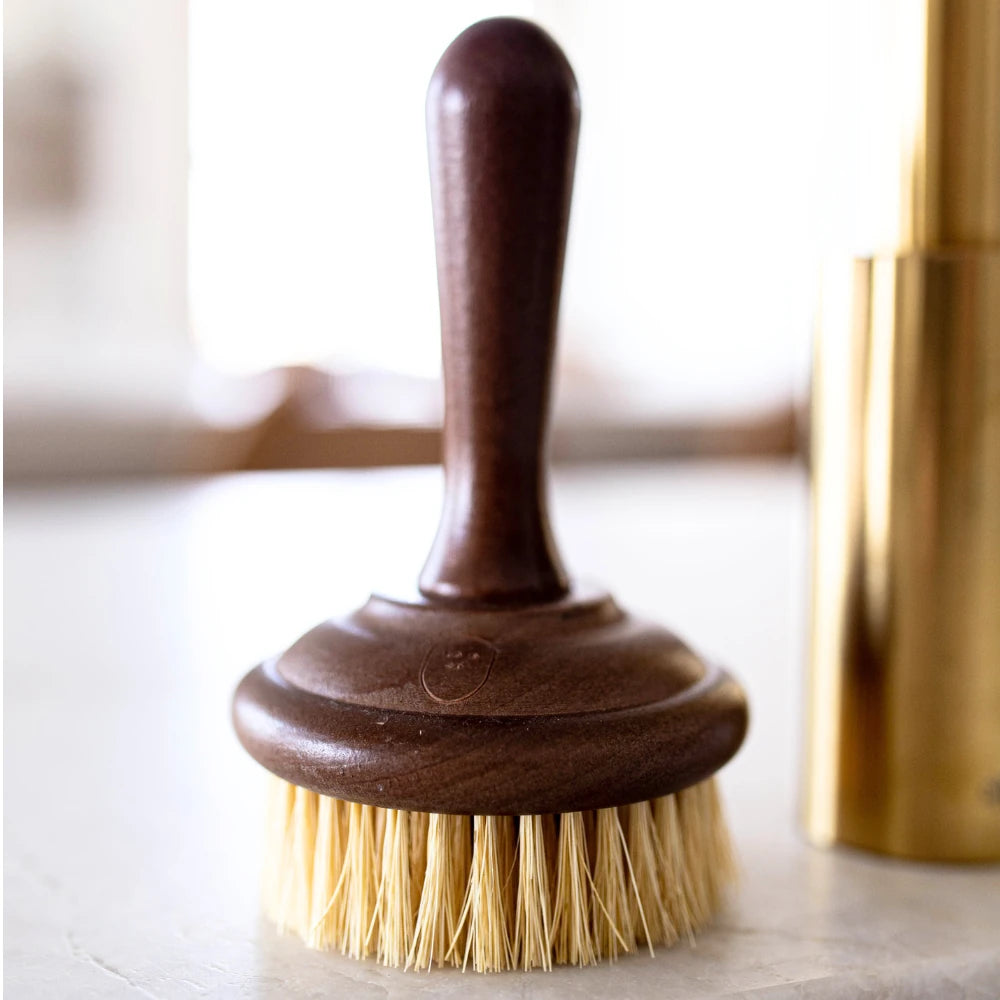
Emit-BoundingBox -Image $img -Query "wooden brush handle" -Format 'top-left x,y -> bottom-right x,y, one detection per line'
418,18 -> 579,607
233,17 -> 748,817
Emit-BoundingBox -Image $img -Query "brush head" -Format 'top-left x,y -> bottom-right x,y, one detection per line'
234,586 -> 747,815
232,16 -> 747,818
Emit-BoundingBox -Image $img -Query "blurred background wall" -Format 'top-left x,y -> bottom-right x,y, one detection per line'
5,0 -> 192,475
5,0 -> 907,479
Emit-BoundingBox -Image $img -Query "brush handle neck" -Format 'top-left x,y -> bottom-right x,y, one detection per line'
418,18 -> 579,607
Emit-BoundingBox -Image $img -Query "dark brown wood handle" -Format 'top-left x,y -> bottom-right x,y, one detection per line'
418,18 -> 579,607
234,16 -> 748,821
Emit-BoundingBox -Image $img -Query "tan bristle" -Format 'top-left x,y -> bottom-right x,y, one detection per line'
551,812 -> 596,966
338,803 -> 378,959
680,779 -> 737,919
263,777 -> 735,971
654,793 -> 697,940
583,809 -> 598,869
540,814 -> 558,895
513,814 -> 554,970
262,774 -> 296,925
450,814 -> 472,950
308,793 -> 346,949
497,813 -> 516,921
274,786 -> 318,938
374,809 -> 414,966
592,807 -> 634,960
680,783 -> 729,928
408,811 -> 429,912
454,815 -> 514,972
625,800 -> 674,949
408,813 -> 468,969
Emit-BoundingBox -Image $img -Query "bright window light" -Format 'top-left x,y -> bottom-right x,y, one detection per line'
190,1 -> 886,417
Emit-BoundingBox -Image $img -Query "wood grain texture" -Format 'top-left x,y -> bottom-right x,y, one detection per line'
232,17 -> 748,815
418,17 -> 578,607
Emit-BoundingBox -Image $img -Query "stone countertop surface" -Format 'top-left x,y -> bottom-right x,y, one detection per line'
5,462 -> 999,998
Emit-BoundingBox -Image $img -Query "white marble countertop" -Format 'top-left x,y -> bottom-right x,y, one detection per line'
5,461 -> 999,998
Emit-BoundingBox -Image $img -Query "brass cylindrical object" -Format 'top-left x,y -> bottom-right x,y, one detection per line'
804,0 -> 1000,861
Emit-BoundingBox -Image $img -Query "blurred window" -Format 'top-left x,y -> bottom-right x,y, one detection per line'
190,0 -> 834,419
5,0 -> 915,476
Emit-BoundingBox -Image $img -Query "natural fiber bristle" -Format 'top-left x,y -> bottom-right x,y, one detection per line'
592,807 -> 634,958
551,811 -> 596,966
262,775 -> 736,972
453,815 -> 514,971
514,814 -> 554,970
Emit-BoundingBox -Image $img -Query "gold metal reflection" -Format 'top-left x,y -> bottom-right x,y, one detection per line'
804,0 -> 1000,860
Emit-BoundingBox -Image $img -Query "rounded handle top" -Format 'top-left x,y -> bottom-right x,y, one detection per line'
418,18 -> 579,607
429,16 -> 577,106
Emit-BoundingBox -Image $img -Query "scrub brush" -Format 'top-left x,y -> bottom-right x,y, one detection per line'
233,16 -> 748,972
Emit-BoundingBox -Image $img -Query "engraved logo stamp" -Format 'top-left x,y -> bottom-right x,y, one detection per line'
421,638 -> 497,704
